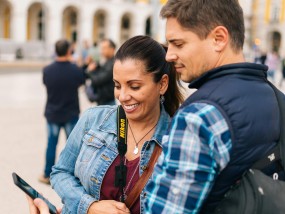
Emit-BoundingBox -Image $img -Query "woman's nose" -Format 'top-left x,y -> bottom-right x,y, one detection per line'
118,89 -> 131,102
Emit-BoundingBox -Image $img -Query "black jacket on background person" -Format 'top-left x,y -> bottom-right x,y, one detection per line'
43,61 -> 85,123
88,57 -> 115,105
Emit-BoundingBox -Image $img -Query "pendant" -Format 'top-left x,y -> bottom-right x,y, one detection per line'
133,145 -> 139,155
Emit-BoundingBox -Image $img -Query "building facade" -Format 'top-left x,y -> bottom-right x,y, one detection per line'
0,0 -> 166,59
0,0 -> 284,60
251,0 -> 285,57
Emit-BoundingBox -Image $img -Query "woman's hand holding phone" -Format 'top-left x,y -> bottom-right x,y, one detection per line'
26,196 -> 62,214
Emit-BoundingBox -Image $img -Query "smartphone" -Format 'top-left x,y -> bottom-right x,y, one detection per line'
12,172 -> 57,214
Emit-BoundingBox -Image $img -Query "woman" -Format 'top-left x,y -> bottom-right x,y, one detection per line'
36,35 -> 183,214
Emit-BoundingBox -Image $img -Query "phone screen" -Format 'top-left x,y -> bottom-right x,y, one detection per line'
12,172 -> 57,214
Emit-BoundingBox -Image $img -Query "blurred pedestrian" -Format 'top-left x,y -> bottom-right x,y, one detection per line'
85,38 -> 116,105
88,42 -> 101,65
265,50 -> 280,83
80,39 -> 91,66
279,57 -> 285,87
260,51 -> 267,65
39,39 -> 85,184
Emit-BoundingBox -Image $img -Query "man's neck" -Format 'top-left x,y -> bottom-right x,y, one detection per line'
56,56 -> 69,62
215,49 -> 245,68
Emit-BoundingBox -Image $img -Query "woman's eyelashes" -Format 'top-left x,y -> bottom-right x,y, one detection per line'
130,85 -> 140,90
114,84 -> 141,91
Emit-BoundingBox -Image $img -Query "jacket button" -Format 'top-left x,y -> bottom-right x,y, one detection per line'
146,144 -> 151,150
101,154 -> 110,161
88,136 -> 94,142
90,177 -> 98,184
141,165 -> 148,171
143,192 -> 147,198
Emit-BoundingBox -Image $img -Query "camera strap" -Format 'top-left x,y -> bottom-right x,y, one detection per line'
115,105 -> 128,202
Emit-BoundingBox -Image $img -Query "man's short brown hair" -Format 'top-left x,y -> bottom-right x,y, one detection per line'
161,0 -> 245,52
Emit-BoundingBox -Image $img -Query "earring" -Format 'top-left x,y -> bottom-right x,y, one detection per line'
160,95 -> 165,104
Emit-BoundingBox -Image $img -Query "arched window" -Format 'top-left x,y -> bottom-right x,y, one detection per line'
120,14 -> 132,44
27,3 -> 46,41
0,0 -> 11,39
38,10 -> 44,40
93,10 -> 107,43
145,17 -> 151,36
62,7 -> 78,42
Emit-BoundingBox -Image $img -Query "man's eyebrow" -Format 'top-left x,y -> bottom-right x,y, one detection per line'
168,39 -> 183,43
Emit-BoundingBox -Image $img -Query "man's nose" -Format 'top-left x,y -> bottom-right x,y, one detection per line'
165,48 -> 178,62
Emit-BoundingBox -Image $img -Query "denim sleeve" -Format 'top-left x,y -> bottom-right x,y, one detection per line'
50,109 -> 97,214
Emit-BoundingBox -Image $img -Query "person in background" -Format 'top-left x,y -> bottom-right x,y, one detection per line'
85,39 -> 117,105
265,50 -> 280,83
81,40 -> 91,65
145,0 -> 281,213
38,39 -> 85,185
279,56 -> 285,87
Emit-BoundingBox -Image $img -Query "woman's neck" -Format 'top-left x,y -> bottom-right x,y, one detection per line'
127,110 -> 160,132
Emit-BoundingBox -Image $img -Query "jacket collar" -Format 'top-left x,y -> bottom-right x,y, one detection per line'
189,62 -> 268,89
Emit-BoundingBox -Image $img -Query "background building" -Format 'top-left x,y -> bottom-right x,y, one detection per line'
253,0 -> 284,57
0,0 -> 284,60
0,0 -> 166,59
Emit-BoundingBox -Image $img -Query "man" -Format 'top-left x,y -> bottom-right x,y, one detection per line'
145,0 -> 280,213
86,38 -> 116,105
39,39 -> 85,184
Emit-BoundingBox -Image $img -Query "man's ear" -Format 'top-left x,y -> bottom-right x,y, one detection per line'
210,26 -> 229,52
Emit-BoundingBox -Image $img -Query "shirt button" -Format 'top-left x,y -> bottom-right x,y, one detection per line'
172,188 -> 180,195
143,192 -> 147,198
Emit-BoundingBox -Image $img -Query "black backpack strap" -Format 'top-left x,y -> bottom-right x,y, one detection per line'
270,83 -> 285,168
252,83 -> 285,170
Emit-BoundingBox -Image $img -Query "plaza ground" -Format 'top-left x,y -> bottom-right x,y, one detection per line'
0,64 -> 92,213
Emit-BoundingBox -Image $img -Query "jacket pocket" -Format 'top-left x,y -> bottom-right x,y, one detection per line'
77,131 -> 105,163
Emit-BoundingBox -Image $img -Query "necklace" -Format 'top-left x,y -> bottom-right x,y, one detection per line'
119,140 -> 151,201
128,122 -> 158,155
120,157 -> 140,201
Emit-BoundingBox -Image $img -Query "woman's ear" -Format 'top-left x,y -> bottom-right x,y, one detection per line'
210,26 -> 229,52
159,74 -> 169,95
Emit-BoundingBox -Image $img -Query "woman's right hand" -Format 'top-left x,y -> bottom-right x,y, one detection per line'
87,200 -> 130,214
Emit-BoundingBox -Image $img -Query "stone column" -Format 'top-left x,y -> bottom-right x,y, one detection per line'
11,4 -> 27,43
79,6 -> 93,43
107,9 -> 121,46
46,7 -> 62,47
133,13 -> 147,36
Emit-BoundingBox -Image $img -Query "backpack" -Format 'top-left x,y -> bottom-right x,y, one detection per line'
85,80 -> 98,103
214,83 -> 285,214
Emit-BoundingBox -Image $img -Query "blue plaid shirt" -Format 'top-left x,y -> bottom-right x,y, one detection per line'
145,103 -> 232,214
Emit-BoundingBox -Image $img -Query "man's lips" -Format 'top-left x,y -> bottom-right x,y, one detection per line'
175,65 -> 184,72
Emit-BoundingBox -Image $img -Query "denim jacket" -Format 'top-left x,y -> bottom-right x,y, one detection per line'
50,105 -> 170,214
